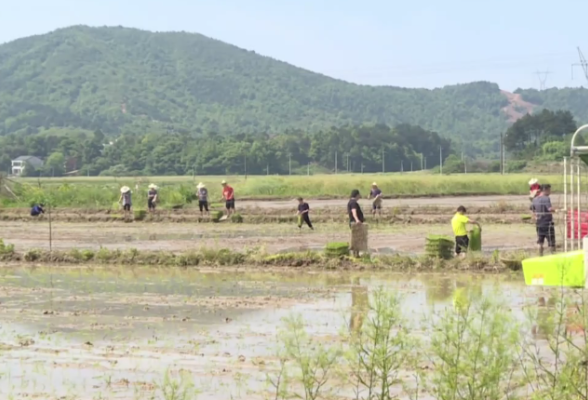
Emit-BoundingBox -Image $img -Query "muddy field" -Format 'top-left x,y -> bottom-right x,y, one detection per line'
0,267 -> 547,400
0,220 -> 549,255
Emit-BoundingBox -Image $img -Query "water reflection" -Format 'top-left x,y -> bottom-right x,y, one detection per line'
349,276 -> 369,334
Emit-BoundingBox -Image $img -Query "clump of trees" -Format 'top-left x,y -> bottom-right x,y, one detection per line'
504,109 -> 578,162
0,124 -> 455,176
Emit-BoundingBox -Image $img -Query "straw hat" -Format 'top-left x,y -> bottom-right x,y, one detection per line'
221,180 -> 227,185
528,178 -> 538,185
120,186 -> 131,193
148,184 -> 158,190
197,182 -> 205,189
372,182 -> 377,186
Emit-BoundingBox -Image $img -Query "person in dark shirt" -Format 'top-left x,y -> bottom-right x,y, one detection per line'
296,197 -> 313,230
348,189 -> 364,227
531,184 -> 555,256
30,203 -> 44,217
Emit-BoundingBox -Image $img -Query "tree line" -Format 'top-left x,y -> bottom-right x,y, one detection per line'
0,124 -> 454,177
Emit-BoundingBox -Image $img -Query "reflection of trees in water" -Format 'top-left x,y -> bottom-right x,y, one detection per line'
425,277 -> 454,305
349,277 -> 369,334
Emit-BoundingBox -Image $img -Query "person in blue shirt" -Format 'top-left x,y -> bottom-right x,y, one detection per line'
30,203 -> 45,217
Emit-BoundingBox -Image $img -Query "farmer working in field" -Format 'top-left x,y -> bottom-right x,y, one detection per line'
451,206 -> 481,257
368,182 -> 383,217
529,178 -> 541,202
197,182 -> 209,216
119,186 -> 132,216
221,180 -> 235,218
30,203 -> 44,217
147,184 -> 158,212
296,197 -> 313,230
348,189 -> 365,257
531,184 -> 555,256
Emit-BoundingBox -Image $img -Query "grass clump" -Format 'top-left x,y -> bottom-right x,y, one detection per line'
230,213 -> 243,223
324,242 -> 350,258
425,235 -> 454,259
0,239 -> 14,259
134,209 -> 147,221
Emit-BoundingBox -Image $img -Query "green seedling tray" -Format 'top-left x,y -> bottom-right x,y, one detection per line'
522,250 -> 586,288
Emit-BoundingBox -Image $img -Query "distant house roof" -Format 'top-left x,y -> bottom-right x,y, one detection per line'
12,156 -> 44,167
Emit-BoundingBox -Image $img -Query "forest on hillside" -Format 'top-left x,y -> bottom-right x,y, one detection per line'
1,26 -> 587,159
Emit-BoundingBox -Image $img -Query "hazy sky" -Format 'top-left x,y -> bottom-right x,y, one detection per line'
1,0 -> 587,91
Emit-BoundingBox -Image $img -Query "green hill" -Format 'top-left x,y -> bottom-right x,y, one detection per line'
0,25 -> 586,143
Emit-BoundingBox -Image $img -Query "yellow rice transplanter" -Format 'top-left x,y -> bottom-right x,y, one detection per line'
523,124 -> 588,288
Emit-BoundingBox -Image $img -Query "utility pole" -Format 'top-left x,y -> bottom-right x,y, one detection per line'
439,146 -> 442,175
335,151 -> 338,174
534,70 -> 551,90
500,133 -> 504,175
572,47 -> 588,83
410,161 -> 413,172
420,154 -> 423,170
401,160 -> 404,173
307,162 -> 310,176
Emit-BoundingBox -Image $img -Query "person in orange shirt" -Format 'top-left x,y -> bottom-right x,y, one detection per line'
221,180 -> 235,218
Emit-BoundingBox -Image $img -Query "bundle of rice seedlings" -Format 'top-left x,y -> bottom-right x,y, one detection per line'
468,225 -> 482,252
211,211 -> 223,222
425,235 -> 454,259
325,242 -> 350,258
350,223 -> 369,252
231,213 -> 243,223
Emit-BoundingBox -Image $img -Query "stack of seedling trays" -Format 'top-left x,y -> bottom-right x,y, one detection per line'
425,235 -> 454,259
325,242 -> 350,258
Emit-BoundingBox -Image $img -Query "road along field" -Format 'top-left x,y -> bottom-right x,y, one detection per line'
0,266 -> 572,400
0,193 -> 570,227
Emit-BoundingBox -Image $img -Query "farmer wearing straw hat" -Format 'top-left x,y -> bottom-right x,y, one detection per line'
147,184 -> 158,212
221,180 -> 235,219
368,182 -> 383,217
118,186 -> 132,216
529,178 -> 541,202
197,182 -> 209,216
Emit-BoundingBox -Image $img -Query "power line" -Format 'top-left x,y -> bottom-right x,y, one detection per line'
534,70 -> 551,90
572,47 -> 588,84
319,52 -> 572,76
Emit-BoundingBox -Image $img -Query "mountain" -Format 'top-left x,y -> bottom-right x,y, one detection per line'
0,25 -> 586,144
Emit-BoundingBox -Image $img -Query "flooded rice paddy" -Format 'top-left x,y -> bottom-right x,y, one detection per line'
0,266 -> 553,399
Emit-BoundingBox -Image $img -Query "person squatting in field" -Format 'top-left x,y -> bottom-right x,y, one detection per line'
30,203 -> 44,217
531,184 -> 555,256
297,197 -> 313,229
221,180 -> 235,218
197,182 -> 209,216
368,182 -> 382,217
451,205 -> 481,257
147,184 -> 158,212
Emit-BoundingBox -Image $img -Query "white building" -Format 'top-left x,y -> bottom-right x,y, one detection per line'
11,156 -> 44,176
